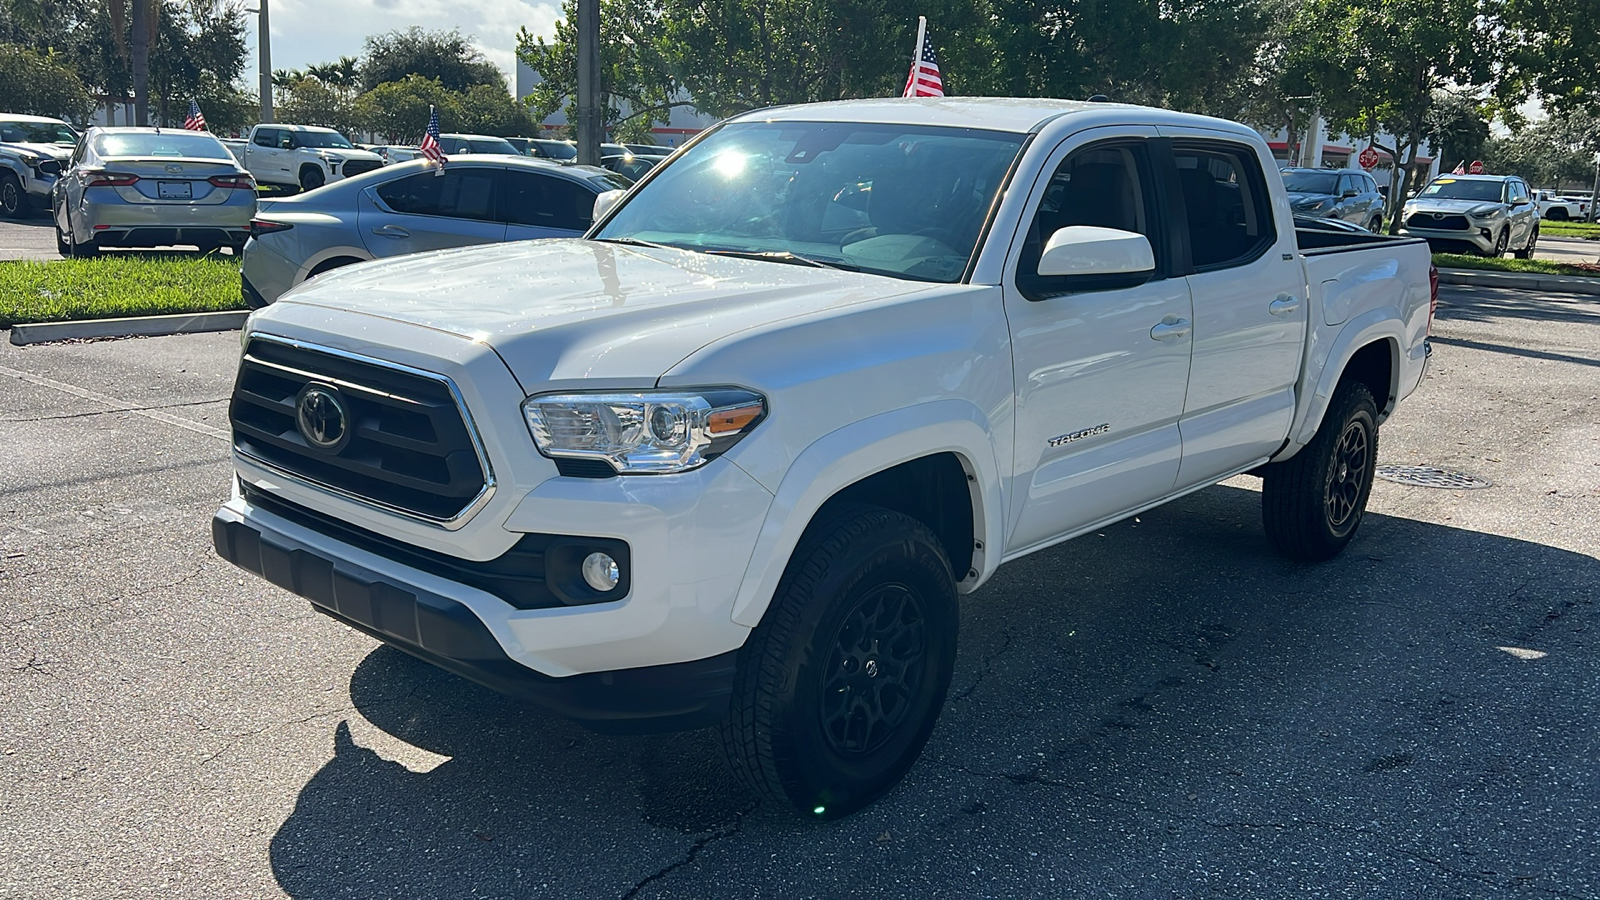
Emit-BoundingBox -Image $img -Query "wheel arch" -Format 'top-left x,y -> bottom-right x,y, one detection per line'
1278,313 -> 1407,462
293,245 -> 374,285
728,400 -> 1005,629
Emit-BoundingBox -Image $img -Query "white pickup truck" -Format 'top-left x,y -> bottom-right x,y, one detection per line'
213,98 -> 1434,819
241,124 -> 384,193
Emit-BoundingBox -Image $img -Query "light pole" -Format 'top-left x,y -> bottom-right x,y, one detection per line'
246,0 -> 273,123
575,0 -> 599,166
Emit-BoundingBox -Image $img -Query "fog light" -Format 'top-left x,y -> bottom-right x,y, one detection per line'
581,552 -> 620,592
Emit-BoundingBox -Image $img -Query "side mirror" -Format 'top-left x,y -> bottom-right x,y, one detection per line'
591,189 -> 627,224
1341,188 -> 1360,198
1035,226 -> 1156,291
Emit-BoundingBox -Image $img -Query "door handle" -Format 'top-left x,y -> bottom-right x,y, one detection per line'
1269,294 -> 1301,316
1149,317 -> 1191,342
371,224 -> 410,238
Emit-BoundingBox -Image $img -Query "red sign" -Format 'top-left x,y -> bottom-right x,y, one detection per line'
1469,159 -> 1485,175
1358,146 -> 1380,170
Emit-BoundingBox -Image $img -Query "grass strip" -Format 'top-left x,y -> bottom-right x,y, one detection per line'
0,254 -> 245,327
1539,220 -> 1600,239
1434,252 -> 1600,277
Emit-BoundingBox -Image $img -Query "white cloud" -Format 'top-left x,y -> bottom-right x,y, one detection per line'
247,0 -> 562,88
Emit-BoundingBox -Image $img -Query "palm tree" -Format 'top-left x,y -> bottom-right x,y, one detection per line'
107,0 -> 159,125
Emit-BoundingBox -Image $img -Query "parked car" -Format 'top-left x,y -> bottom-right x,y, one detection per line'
1398,173 -> 1539,257
623,143 -> 673,157
503,137 -> 578,162
435,134 -> 520,156
216,97 -> 1434,820
1280,167 -> 1386,231
1533,190 -> 1590,221
600,153 -> 658,183
0,113 -> 78,217
240,157 -> 628,306
51,126 -> 256,256
242,124 -> 384,193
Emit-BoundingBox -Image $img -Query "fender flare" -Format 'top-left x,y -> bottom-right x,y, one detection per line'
294,246 -> 374,286
1280,309 -> 1403,458
728,399 -> 1006,628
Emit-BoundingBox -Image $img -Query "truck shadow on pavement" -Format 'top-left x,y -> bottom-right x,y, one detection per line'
269,483 -> 1600,899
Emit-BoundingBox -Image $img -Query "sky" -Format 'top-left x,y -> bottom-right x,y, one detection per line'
246,0 -> 563,92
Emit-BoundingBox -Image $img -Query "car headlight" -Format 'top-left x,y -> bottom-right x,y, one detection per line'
1468,204 -> 1504,218
523,389 -> 766,474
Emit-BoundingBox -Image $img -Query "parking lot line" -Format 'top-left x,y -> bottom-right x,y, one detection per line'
0,360 -> 229,441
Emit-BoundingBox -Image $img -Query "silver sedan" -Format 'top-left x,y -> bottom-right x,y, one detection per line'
52,127 -> 257,256
241,156 -> 628,306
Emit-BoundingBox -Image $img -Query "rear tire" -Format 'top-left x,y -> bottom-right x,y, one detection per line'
1261,382 -> 1378,562
719,504 -> 958,821
1513,224 -> 1538,260
1547,208 -> 1569,221
1366,216 -> 1382,233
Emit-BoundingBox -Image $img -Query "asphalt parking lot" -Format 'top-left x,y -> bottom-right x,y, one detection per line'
1,283 -> 1597,898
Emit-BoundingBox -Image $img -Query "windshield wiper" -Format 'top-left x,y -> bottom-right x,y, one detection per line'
700,248 -> 860,272
594,236 -> 680,251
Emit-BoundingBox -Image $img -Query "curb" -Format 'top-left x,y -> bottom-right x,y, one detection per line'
8,310 -> 249,346
1436,267 -> 1600,296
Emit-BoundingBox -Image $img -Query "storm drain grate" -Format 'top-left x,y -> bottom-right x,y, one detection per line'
1375,465 -> 1491,489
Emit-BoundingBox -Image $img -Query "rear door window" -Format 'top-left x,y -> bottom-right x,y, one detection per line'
498,170 -> 595,231
375,168 -> 499,221
1172,143 -> 1276,271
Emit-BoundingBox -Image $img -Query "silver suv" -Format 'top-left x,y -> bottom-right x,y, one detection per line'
1399,173 -> 1539,257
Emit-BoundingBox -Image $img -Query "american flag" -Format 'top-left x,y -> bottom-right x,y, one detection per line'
419,105 -> 448,169
1451,161 -> 1467,175
184,99 -> 206,131
902,21 -> 944,98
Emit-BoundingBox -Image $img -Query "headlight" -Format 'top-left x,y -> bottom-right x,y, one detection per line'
1467,204 -> 1504,218
523,389 -> 766,474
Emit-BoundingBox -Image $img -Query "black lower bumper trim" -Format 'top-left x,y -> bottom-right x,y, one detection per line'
241,273 -> 269,309
212,507 -> 737,733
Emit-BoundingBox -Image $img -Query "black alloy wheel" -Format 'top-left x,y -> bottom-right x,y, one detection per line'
721,504 -> 958,821
1514,224 -> 1539,260
1261,382 -> 1379,561
1324,417 -> 1371,530
1486,228 -> 1509,257
0,173 -> 24,218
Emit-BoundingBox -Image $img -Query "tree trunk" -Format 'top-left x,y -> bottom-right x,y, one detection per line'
1390,123 -> 1425,235
129,0 -> 150,126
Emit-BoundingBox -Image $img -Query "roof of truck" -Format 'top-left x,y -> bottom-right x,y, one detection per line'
728,96 -> 1253,137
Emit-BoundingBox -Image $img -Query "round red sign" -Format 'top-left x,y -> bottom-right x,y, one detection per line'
1469,159 -> 1485,174
1358,147 -> 1380,170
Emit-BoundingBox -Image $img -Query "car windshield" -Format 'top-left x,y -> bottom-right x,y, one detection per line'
0,121 -> 79,145
466,138 -> 518,154
595,121 -> 1027,283
294,131 -> 354,149
94,132 -> 231,160
1420,179 -> 1503,201
1281,171 -> 1339,194
536,141 -> 578,160
588,172 -> 631,192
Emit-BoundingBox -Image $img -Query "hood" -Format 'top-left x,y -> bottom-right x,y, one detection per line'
1287,191 -> 1336,206
1404,197 -> 1503,215
268,238 -> 936,389
0,142 -> 72,161
318,147 -> 382,161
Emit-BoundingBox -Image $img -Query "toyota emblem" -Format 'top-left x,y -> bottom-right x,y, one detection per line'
1431,212 -> 1444,219
295,384 -> 350,452
165,163 -> 183,174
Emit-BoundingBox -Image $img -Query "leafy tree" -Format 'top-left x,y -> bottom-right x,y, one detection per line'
1502,0 -> 1600,115
146,0 -> 249,128
454,82 -> 539,136
354,74 -> 459,143
0,42 -> 93,120
361,27 -> 503,93
304,55 -> 360,89
1280,0 -> 1504,230
277,76 -> 362,135
1424,90 -> 1490,172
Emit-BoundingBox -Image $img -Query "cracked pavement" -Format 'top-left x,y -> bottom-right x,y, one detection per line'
2,283 -> 1598,899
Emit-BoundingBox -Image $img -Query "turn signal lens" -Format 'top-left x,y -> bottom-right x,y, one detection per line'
248,218 -> 293,238
83,171 -> 139,187
208,173 -> 256,189
707,403 -> 764,435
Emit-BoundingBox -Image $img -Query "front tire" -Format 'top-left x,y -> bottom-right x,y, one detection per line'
1366,216 -> 1383,233
1481,228 -> 1509,257
720,505 -> 958,820
1261,382 -> 1378,561
299,166 -> 325,193
0,173 -> 27,218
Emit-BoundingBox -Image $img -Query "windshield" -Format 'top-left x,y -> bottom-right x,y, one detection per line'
1419,178 -> 1503,202
0,121 -> 79,145
588,172 -> 631,192
94,132 -> 231,160
1281,171 -> 1339,194
595,121 -> 1026,283
536,141 -> 578,160
467,138 -> 518,154
294,131 -> 354,149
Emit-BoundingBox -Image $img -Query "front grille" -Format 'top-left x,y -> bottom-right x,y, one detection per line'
341,159 -> 383,178
230,337 -> 490,523
1407,213 -> 1469,231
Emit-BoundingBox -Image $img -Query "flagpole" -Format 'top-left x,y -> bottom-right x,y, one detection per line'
905,16 -> 927,98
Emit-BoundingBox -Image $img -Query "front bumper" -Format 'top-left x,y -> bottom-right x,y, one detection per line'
1398,215 -> 1500,253
213,500 -> 739,732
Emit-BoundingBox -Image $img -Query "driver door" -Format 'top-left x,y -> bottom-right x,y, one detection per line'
1002,128 -> 1195,554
